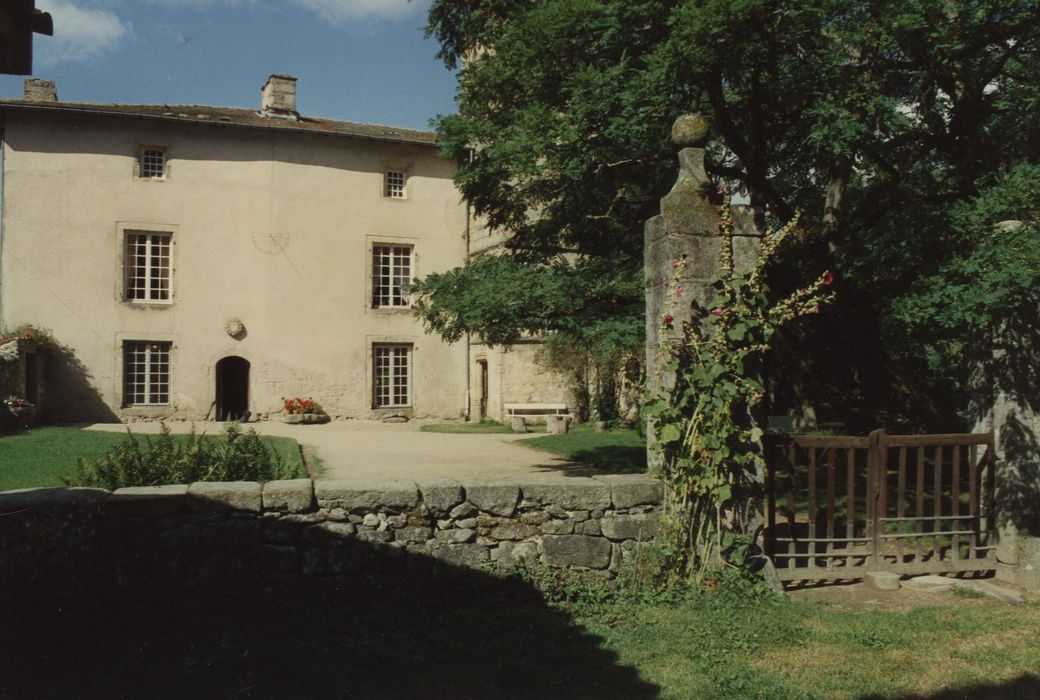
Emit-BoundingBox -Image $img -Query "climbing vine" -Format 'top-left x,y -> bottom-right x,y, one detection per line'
645,200 -> 834,584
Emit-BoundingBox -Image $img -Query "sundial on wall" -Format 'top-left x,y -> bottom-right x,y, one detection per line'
251,231 -> 290,255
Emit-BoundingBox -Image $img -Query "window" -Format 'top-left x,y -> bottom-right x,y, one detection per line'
373,344 -> 411,408
371,244 -> 412,308
384,170 -> 406,199
123,341 -> 171,406
125,231 -> 172,302
140,148 -> 166,179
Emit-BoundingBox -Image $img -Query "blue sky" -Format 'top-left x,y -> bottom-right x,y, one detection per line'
0,0 -> 458,130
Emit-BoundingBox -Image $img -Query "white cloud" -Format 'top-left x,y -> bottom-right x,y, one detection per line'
291,0 -> 428,24
36,0 -> 132,64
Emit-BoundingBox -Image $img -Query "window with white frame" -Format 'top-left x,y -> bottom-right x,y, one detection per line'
384,170 -> 406,199
140,148 -> 167,179
371,244 -> 412,308
125,231 -> 172,302
373,344 -> 412,408
123,341 -> 171,406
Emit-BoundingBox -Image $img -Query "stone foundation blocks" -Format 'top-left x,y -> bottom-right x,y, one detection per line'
416,479 -> 464,516
107,484 -> 188,516
262,479 -> 314,513
600,514 -> 660,542
315,479 -> 419,513
434,543 -> 490,568
187,482 -> 262,513
519,478 -> 611,511
540,535 -> 612,569
594,475 -> 665,509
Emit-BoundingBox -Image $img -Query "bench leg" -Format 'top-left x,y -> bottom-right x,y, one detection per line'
510,416 -> 528,432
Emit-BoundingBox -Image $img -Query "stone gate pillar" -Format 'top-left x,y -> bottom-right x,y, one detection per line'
988,327 -> 1040,591
644,115 -> 759,463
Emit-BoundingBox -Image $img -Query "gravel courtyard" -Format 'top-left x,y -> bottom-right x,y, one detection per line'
83,419 -> 573,480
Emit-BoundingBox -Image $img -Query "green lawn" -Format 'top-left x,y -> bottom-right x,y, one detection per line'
0,426 -> 303,491
577,587 -> 1040,698
420,419 -> 523,434
5,568 -> 1037,698
523,423 -> 647,473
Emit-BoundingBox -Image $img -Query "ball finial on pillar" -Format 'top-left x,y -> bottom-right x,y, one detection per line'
671,113 -> 710,148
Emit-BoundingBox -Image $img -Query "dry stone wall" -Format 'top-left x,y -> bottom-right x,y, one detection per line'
0,475 -> 663,593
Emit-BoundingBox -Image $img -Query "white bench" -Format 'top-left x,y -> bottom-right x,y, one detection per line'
505,403 -> 571,433
505,403 -> 569,419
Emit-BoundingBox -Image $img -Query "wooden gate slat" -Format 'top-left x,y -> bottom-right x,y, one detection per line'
765,431 -> 995,584
826,448 -> 836,567
916,446 -> 925,563
786,443 -> 796,569
897,447 -> 906,564
846,447 -> 855,562
808,447 -> 817,568
952,445 -> 961,562
767,441 -> 777,559
968,443 -> 978,561
934,445 -> 943,562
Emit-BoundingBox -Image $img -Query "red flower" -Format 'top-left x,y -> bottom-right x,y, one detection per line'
710,309 -> 722,317
663,313 -> 674,328
822,271 -> 834,286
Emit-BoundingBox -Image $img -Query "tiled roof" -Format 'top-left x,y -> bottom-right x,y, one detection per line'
0,100 -> 438,146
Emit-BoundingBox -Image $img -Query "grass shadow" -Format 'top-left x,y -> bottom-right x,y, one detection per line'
860,674 -> 1040,700
0,493 -> 659,699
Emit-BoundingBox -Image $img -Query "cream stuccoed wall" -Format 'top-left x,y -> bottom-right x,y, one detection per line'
469,341 -> 573,423
0,110 -> 469,421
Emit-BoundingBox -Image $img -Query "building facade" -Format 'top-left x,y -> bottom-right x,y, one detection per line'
0,76 -> 474,422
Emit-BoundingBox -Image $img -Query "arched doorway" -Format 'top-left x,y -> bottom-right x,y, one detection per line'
215,356 -> 250,421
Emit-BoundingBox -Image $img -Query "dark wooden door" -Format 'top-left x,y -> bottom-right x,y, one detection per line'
215,357 -> 250,421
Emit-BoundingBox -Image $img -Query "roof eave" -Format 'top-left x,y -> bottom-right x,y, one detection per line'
0,102 -> 439,148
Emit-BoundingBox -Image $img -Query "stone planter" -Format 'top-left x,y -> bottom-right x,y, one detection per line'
280,413 -> 327,425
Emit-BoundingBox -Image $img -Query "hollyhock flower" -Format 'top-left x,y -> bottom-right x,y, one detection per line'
672,258 -> 681,269
822,271 -> 834,286
663,313 -> 674,328
710,309 -> 722,317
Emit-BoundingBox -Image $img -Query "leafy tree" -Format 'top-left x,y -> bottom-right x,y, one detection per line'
418,0 -> 1040,428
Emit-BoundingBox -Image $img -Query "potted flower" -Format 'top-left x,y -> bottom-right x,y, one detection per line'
279,396 -> 328,424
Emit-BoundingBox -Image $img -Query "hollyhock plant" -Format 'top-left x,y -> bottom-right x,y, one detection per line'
647,194 -> 835,583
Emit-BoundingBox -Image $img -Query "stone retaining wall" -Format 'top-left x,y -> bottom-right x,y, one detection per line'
0,475 -> 663,592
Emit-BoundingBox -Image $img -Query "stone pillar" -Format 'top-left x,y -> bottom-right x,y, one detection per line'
988,326 -> 1040,591
644,115 -> 759,458
645,115 -> 760,396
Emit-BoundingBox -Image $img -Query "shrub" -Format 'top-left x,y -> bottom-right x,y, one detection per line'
65,423 -> 303,489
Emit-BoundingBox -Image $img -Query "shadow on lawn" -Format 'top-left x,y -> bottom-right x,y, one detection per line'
860,674 -> 1040,700
526,447 -> 647,477
0,502 -> 658,699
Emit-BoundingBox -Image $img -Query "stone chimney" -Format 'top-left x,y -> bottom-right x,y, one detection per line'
24,78 -> 57,102
260,74 -> 298,120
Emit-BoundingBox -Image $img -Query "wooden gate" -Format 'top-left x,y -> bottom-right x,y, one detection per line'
765,431 -> 996,582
